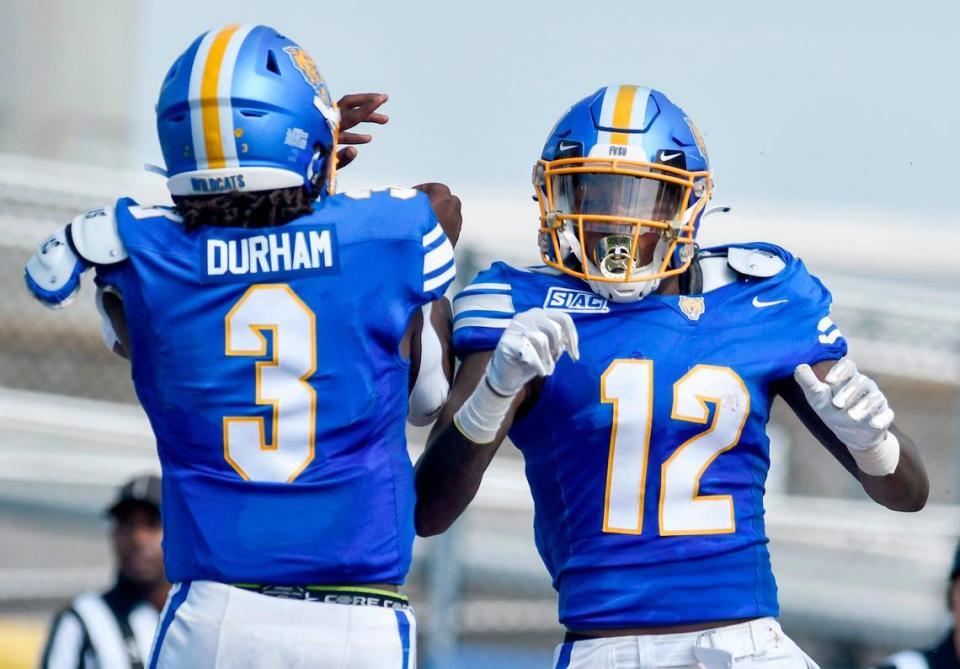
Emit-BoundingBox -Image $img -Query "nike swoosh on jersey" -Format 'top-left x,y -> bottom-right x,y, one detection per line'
752,296 -> 789,308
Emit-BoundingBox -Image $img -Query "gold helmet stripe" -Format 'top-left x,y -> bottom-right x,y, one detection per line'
609,85 -> 639,145
200,24 -> 242,169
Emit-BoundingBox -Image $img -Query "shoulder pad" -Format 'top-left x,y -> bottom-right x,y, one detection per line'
699,255 -> 739,292
24,226 -> 86,308
68,206 -> 127,265
726,247 -> 786,278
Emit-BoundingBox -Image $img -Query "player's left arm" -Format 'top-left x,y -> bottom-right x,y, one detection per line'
777,359 -> 928,512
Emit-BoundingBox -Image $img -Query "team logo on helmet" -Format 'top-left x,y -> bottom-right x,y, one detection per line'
283,46 -> 332,106
679,296 -> 705,321
685,116 -> 709,165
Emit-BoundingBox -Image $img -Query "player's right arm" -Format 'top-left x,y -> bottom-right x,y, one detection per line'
414,308 -> 577,536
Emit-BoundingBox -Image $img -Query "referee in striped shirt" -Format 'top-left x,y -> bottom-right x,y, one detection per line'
39,474 -> 169,669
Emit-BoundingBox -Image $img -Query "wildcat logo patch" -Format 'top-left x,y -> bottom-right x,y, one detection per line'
679,296 -> 705,321
283,46 -> 332,106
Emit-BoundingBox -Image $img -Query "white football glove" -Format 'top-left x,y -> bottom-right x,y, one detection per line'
486,308 -> 580,397
454,309 -> 579,444
794,359 -> 900,476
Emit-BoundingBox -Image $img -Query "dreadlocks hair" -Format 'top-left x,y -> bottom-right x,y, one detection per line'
173,185 -> 318,232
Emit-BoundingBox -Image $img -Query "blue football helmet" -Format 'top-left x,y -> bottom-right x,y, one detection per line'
157,24 -> 339,198
533,85 -> 713,302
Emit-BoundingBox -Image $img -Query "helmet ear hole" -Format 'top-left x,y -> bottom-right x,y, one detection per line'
306,142 -> 331,194
266,50 -> 281,75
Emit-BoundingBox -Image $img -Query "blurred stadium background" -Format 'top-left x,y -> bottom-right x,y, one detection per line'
2,1 -> 959,668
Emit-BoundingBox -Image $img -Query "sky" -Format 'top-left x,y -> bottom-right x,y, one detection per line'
128,0 -> 960,222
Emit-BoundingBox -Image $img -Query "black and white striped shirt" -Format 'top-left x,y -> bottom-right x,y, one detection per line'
40,583 -> 159,669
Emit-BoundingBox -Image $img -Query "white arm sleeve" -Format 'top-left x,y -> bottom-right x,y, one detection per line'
408,302 -> 450,426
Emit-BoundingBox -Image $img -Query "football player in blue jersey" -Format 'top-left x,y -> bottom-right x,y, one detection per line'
25,24 -> 460,668
415,85 -> 928,668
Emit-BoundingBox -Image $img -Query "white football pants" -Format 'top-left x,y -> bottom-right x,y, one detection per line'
553,618 -> 818,669
148,581 -> 416,669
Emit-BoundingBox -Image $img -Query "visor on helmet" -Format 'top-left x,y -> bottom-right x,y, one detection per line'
551,171 -> 684,223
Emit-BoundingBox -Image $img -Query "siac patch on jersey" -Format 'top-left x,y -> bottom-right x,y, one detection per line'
543,286 -> 609,313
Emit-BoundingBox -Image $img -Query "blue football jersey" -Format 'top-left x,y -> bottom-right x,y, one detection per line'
95,188 -> 455,586
452,244 -> 847,629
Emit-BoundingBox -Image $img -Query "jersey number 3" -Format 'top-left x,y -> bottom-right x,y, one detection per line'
601,362 -> 750,536
223,284 -> 317,483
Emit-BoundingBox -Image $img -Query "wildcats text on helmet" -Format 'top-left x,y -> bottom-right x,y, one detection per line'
191,175 -> 247,193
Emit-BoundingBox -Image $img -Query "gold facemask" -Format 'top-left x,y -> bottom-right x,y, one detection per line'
534,157 -> 712,284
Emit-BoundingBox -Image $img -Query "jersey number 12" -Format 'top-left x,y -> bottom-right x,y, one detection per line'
601,361 -> 750,536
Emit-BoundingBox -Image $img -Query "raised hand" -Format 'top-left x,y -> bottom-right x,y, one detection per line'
794,359 -> 899,475
487,308 -> 580,397
335,93 -> 389,169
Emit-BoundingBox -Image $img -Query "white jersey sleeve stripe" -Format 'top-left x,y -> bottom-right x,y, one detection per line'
819,329 -> 844,345
453,293 -> 514,315
453,316 -> 512,332
422,223 -> 444,247
423,264 -> 456,293
458,282 -> 512,293
423,239 -> 455,275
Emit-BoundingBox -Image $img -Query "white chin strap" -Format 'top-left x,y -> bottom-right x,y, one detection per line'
559,224 -> 666,303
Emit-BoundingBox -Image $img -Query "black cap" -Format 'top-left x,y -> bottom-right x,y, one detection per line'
107,474 -> 161,518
